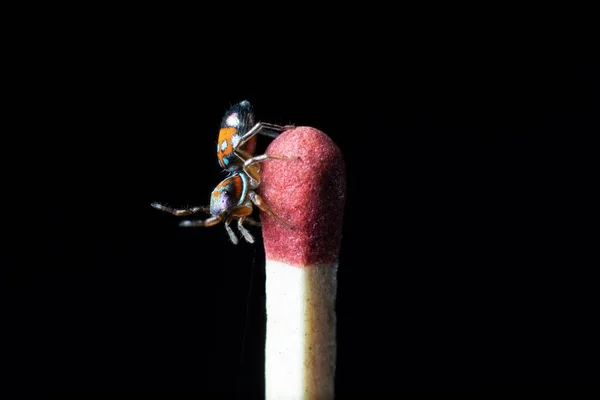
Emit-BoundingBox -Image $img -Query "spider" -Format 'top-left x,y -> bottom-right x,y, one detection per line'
151,100 -> 293,244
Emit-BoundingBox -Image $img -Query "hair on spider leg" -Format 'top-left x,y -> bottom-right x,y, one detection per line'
151,202 -> 209,217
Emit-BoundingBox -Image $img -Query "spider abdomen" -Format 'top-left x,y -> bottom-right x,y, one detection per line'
209,172 -> 249,216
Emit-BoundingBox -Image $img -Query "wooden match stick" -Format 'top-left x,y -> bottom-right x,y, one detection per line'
258,127 -> 346,400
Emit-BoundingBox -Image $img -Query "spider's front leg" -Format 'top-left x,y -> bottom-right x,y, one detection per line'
235,148 -> 299,185
237,122 -> 295,145
242,153 -> 288,168
151,202 -> 208,216
235,151 -> 288,183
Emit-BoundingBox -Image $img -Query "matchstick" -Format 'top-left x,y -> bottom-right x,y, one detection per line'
258,127 -> 346,400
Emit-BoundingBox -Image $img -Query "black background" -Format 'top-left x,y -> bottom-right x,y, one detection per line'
6,11 -> 598,398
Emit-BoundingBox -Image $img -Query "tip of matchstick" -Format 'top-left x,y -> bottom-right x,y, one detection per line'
258,127 -> 346,267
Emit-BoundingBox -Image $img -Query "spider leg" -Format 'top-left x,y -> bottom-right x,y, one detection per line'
243,153 -> 288,169
237,217 -> 255,243
247,192 -> 291,229
151,202 -> 208,216
244,217 -> 261,227
223,217 -> 239,245
236,122 -> 294,147
229,204 -> 256,243
260,122 -> 295,136
233,150 -> 295,184
179,215 -> 223,228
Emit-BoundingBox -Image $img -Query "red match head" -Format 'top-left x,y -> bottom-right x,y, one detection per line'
258,127 -> 346,267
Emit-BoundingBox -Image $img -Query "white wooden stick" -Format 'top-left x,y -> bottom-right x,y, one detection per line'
265,261 -> 338,399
